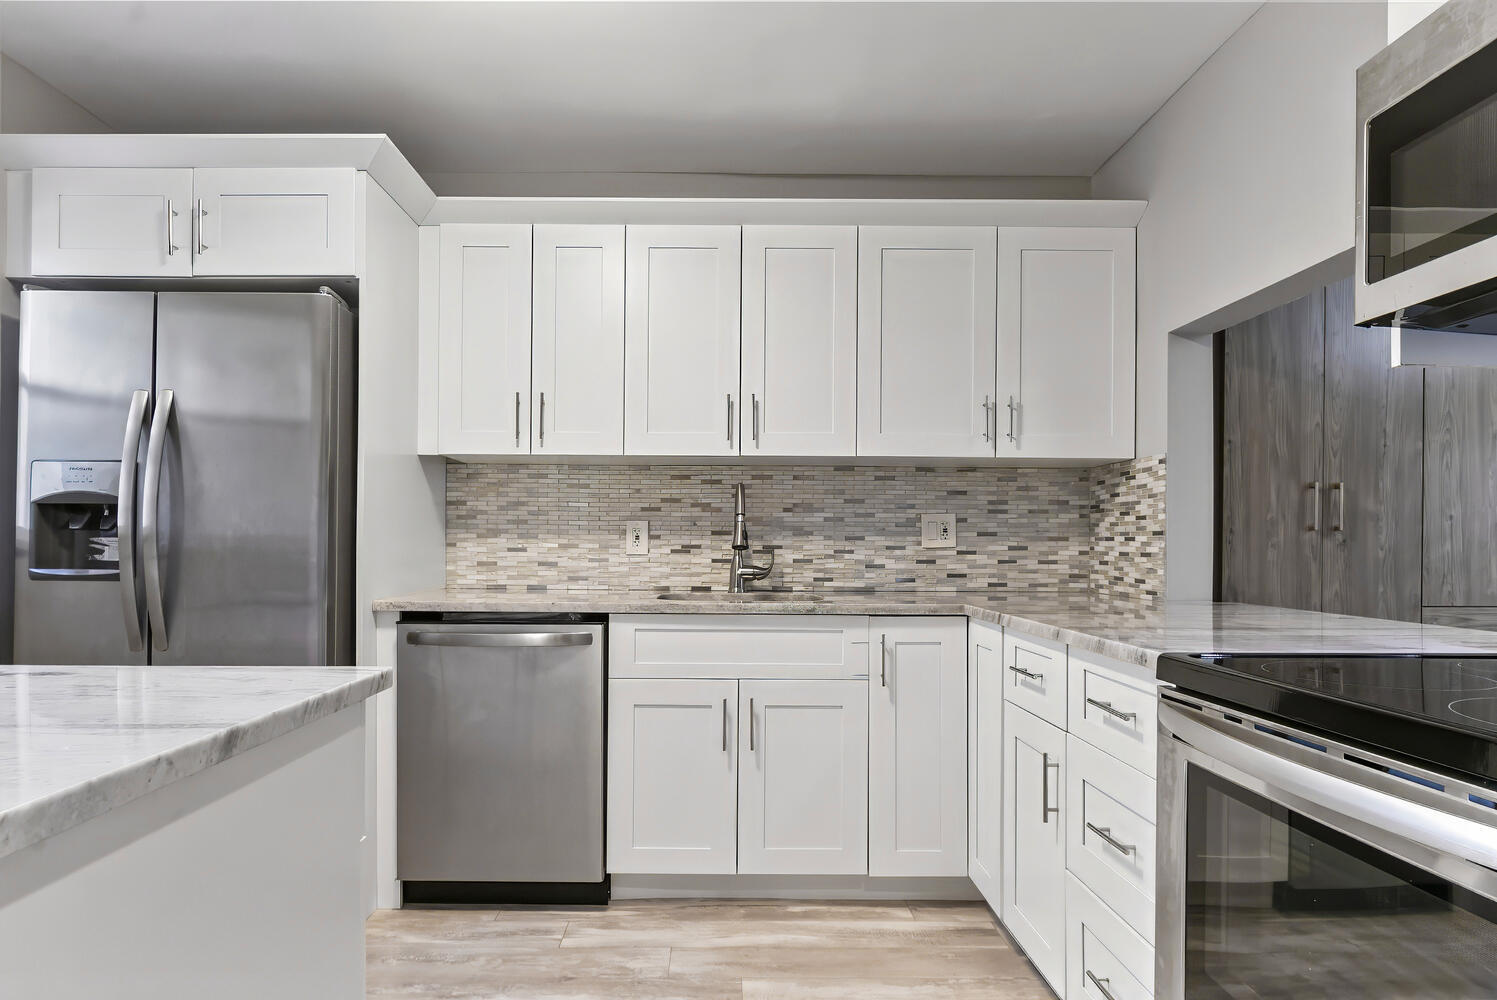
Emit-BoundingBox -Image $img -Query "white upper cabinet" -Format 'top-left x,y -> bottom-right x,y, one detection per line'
741,226 -> 858,456
857,227 -> 997,458
996,228 -> 1136,460
737,679 -> 868,876
191,168 -> 356,276
624,225 -> 742,456
31,168 -> 194,277
868,617 -> 968,877
532,225 -> 625,455
437,223 -> 534,456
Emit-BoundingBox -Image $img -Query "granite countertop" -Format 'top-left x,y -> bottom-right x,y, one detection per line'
374,589 -> 1497,668
0,664 -> 391,861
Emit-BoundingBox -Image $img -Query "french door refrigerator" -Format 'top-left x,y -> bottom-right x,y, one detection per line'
14,289 -> 355,666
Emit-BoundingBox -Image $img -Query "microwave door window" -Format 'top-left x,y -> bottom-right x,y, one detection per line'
1184,766 -> 1497,998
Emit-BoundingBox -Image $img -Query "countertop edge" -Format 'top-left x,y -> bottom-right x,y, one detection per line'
0,667 -> 391,862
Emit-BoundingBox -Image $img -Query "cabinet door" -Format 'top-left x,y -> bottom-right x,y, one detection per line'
742,226 -> 858,456
624,225 -> 741,455
857,227 -> 997,457
1003,702 -> 1067,994
1221,288 -> 1325,611
31,167 -> 193,277
1323,278 -> 1423,620
968,623 -> 1003,907
436,223 -> 533,456
1425,365 -> 1497,605
532,225 -> 625,455
996,228 -> 1135,460
738,679 -> 867,875
868,617 -> 967,876
192,167 -> 356,276
607,679 -> 738,875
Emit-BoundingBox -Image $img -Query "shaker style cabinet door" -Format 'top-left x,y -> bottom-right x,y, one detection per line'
995,228 -> 1135,460
190,167 -> 356,276
30,167 -> 194,277
737,679 -> 868,875
741,226 -> 858,456
857,227 -> 996,457
436,223 -> 533,456
868,617 -> 968,877
607,679 -> 739,875
1003,702 -> 1068,995
967,622 -> 1003,907
532,225 -> 625,455
624,225 -> 742,456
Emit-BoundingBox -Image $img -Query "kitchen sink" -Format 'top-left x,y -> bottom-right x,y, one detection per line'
655,592 -> 823,602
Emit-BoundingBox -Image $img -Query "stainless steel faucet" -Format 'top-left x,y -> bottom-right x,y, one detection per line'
728,483 -> 774,592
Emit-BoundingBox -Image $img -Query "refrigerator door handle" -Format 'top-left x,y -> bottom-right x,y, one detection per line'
118,389 -> 150,652
142,388 -> 174,651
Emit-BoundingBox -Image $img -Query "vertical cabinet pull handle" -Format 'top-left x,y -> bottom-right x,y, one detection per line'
880,634 -> 888,687
722,697 -> 728,753
1041,752 -> 1060,824
752,393 -> 760,447
726,394 -> 734,444
1007,396 -> 1017,444
538,392 -> 545,447
1331,481 -> 1345,532
515,392 -> 521,447
982,396 -> 993,443
164,200 -> 179,255
748,697 -> 756,751
195,198 -> 207,253
1307,481 -> 1322,532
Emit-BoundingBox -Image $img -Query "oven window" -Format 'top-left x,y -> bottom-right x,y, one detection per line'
1366,37 -> 1497,282
1185,765 -> 1497,998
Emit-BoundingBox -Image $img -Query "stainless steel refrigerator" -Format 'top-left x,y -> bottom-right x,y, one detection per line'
13,289 -> 355,666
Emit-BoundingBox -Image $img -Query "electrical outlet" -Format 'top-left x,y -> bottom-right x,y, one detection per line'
625,520 -> 649,555
920,513 -> 956,549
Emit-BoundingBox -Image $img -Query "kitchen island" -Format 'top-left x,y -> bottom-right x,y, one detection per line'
0,663 -> 390,1000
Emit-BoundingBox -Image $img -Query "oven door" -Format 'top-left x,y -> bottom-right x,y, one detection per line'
1158,696 -> 1497,999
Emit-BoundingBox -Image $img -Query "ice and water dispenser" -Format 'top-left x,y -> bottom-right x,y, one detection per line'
27,460 -> 122,579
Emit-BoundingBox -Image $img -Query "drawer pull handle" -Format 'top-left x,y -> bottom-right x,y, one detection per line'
1086,697 -> 1137,723
1009,664 -> 1043,681
1041,752 -> 1060,824
1086,821 -> 1136,856
1086,970 -> 1119,1000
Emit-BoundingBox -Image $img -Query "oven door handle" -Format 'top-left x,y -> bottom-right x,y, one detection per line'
1163,702 -> 1497,872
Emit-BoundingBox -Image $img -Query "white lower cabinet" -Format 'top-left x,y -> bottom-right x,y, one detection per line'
1066,874 -> 1153,1000
607,678 -> 739,875
1002,701 -> 1068,992
737,680 -> 867,875
968,621 -> 1003,905
869,617 -> 968,877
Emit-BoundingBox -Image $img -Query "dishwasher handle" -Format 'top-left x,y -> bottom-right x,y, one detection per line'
405,631 -> 595,648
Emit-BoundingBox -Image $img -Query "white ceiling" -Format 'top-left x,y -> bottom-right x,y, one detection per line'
0,1 -> 1260,192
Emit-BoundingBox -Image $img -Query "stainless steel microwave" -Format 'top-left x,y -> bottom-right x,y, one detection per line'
1356,0 -> 1497,338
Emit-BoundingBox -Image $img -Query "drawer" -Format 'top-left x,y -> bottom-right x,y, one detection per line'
1066,873 -> 1153,1000
1067,650 -> 1158,776
1001,630 -> 1067,728
1066,734 -> 1156,942
609,615 -> 870,679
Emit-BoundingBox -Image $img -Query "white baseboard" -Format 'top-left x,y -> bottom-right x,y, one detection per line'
609,874 -> 980,901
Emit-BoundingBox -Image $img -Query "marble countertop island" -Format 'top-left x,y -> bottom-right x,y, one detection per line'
374,590 -> 1497,668
0,664 -> 391,860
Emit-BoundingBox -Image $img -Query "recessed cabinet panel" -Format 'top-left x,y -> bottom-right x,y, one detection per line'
738,680 -> 868,875
192,168 -> 356,276
624,226 -> 741,456
437,223 -> 533,455
968,622 -> 1003,906
742,226 -> 858,456
607,678 -> 739,875
996,228 -> 1135,460
857,227 -> 997,457
532,225 -> 625,455
31,168 -> 194,277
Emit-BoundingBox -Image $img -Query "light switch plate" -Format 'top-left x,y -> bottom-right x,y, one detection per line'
921,513 -> 956,548
625,520 -> 649,555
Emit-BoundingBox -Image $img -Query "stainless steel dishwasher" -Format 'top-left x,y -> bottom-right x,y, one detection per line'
396,614 -> 607,904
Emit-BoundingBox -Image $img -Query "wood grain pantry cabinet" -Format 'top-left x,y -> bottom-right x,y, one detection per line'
741,226 -> 858,456
436,224 -> 534,455
996,228 -> 1135,460
30,167 -> 356,277
868,617 -> 968,877
624,225 -> 742,456
1423,366 -> 1497,607
1221,278 -> 1423,620
857,227 -> 997,457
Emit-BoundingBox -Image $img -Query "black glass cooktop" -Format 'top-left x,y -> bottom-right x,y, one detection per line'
1156,653 -> 1497,787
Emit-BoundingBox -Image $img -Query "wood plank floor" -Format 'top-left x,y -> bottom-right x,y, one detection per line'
366,899 -> 1054,999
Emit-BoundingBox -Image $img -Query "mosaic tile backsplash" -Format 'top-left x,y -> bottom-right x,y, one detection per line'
447,456 -> 1167,597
